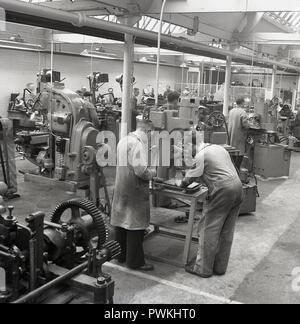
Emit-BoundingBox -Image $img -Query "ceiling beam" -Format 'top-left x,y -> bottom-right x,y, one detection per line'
236,12 -> 264,34
3,0 -> 300,73
148,13 -> 233,40
239,32 -> 300,45
148,0 -> 300,14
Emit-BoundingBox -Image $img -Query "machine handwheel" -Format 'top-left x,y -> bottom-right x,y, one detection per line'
207,111 -> 226,128
50,199 -> 108,254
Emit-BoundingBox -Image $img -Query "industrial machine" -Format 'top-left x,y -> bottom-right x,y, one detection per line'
149,97 -> 198,132
0,199 -> 120,304
0,119 -> 19,200
88,72 -> 109,106
15,71 -> 103,185
254,143 -> 291,178
149,96 -> 228,145
8,91 -> 39,134
291,110 -> 300,151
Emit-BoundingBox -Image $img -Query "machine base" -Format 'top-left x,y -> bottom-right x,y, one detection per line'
254,144 -> 291,178
24,173 -> 78,192
240,184 -> 257,215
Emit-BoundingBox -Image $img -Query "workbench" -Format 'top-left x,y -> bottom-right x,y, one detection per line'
148,185 -> 208,268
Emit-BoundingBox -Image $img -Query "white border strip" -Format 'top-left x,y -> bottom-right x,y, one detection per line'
106,263 -> 242,305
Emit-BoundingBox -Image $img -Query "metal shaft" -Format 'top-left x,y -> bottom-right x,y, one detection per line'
13,261 -> 88,304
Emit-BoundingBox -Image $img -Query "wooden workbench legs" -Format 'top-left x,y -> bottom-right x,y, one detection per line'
182,197 -> 198,266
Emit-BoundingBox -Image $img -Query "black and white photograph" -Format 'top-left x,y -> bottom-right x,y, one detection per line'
0,0 -> 300,309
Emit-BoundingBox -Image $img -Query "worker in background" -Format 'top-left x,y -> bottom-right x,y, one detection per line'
166,91 -> 180,110
228,98 -> 250,168
182,138 -> 243,278
131,88 -> 140,131
111,119 -> 156,271
164,85 -> 172,100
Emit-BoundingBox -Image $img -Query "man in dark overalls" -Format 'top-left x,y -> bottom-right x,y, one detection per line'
182,142 -> 243,278
111,120 -> 156,271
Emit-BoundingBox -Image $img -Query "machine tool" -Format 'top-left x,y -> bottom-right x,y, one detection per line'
149,96 -> 229,146
15,70 -> 106,187
0,199 -> 120,304
0,119 -> 19,199
8,90 -> 39,134
246,113 -> 292,179
88,72 -> 109,106
291,110 -> 300,151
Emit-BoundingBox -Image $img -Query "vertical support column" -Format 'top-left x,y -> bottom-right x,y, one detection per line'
120,33 -> 135,139
197,64 -> 201,97
200,61 -> 204,94
294,73 -> 300,112
297,74 -> 300,94
271,65 -> 277,98
223,56 -> 232,117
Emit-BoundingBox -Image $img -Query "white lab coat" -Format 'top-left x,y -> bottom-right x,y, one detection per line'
111,131 -> 156,230
228,107 -> 249,155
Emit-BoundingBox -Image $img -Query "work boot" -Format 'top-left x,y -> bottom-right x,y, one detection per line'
133,264 -> 155,272
185,265 -> 212,278
213,271 -> 226,276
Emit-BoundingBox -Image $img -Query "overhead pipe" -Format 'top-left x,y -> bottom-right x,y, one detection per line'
0,0 -> 300,73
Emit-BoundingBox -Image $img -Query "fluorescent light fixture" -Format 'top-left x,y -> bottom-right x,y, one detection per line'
53,34 -> 122,45
135,47 -> 181,56
0,39 -> 43,51
80,49 -> 119,60
139,55 -> 167,64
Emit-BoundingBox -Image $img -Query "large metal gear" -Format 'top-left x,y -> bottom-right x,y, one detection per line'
50,199 -> 108,251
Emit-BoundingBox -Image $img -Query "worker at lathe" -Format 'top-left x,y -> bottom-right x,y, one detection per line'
111,119 -> 157,272
228,97 -> 250,169
181,134 -> 243,278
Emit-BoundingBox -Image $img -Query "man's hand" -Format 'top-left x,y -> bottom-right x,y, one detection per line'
152,177 -> 164,183
149,168 -> 157,179
181,178 -> 190,188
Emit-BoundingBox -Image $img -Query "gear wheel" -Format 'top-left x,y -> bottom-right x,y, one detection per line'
207,111 -> 226,128
50,199 -> 108,248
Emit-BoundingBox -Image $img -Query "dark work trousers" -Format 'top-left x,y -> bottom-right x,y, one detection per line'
114,227 -> 145,269
233,155 -> 244,171
193,178 -> 243,277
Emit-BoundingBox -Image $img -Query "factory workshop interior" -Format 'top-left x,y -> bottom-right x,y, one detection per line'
1,0 -> 300,307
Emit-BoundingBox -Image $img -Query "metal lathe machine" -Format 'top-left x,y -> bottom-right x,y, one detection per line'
0,199 -> 120,304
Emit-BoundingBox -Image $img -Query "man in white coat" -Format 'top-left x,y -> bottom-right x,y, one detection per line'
111,120 -> 156,271
228,98 -> 250,164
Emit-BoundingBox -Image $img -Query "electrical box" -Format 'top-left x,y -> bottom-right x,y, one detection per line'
149,111 -> 166,129
254,144 -> 291,178
166,117 -> 193,132
178,97 -> 201,122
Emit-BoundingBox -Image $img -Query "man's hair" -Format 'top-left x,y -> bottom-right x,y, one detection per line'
167,91 -> 180,103
236,98 -> 245,106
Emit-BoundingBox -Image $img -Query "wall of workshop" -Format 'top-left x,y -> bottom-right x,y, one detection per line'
0,48 -> 182,117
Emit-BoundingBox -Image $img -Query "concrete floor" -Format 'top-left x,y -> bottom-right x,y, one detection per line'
8,152 -> 300,304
